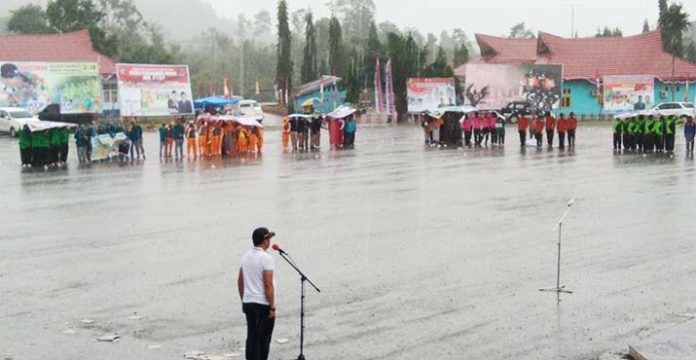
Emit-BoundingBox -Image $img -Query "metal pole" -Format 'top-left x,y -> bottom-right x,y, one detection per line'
299,277 -> 306,360
556,223 -> 562,290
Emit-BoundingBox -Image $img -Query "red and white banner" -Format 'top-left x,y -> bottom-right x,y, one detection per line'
117,64 -> 194,117
385,58 -> 395,116
374,58 -> 383,114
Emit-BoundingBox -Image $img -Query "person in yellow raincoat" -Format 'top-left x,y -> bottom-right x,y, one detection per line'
198,120 -> 208,157
210,122 -> 222,156
237,126 -> 248,153
281,117 -> 290,151
186,122 -> 197,158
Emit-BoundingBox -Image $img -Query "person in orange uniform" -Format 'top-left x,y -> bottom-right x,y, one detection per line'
248,127 -> 259,154
567,112 -> 578,148
198,120 -> 208,157
209,122 -> 221,157
281,117 -> 291,151
518,116 -> 529,147
257,126 -> 264,154
557,113 -> 568,149
237,126 -> 248,154
545,112 -> 556,148
186,122 -> 197,159
533,114 -> 545,148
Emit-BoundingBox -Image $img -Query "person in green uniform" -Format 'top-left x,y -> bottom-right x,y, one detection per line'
49,128 -> 62,166
59,127 -> 70,164
32,129 -> 50,168
621,117 -> 631,151
644,115 -> 655,152
496,115 -> 506,146
636,115 -> 645,152
654,116 -> 665,152
18,124 -> 33,167
612,116 -> 623,151
664,115 -> 677,152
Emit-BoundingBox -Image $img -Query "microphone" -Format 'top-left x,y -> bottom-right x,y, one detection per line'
272,243 -> 287,255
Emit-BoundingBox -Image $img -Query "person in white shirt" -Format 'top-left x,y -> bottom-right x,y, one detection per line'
238,227 -> 276,360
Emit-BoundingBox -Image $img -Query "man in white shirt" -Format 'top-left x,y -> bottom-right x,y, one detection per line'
238,227 -> 276,360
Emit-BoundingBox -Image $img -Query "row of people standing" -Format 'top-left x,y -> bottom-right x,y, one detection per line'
162,119 -> 264,160
73,119 -> 145,164
281,115 -> 357,151
18,126 -> 71,168
612,115 -> 691,153
460,112 -> 506,147
518,112 -> 578,149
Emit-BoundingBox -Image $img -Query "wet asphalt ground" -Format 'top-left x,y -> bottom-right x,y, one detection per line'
1,116 -> 695,360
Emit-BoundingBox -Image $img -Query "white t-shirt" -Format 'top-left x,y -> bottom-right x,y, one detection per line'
241,247 -> 275,305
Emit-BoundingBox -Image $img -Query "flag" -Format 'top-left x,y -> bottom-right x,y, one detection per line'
332,79 -> 337,109
223,77 -> 231,98
374,58 -> 383,113
385,58 -> 396,116
320,77 -> 325,103
684,76 -> 690,102
285,77 -> 289,108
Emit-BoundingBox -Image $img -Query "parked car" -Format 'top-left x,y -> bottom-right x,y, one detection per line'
643,102 -> 695,120
0,107 -> 35,137
500,101 -> 535,123
238,100 -> 265,123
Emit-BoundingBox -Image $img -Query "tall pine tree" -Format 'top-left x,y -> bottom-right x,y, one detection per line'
301,12 -> 317,83
328,16 -> 344,76
276,0 -> 293,106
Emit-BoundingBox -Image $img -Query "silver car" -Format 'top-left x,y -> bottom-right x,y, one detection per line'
0,107 -> 34,137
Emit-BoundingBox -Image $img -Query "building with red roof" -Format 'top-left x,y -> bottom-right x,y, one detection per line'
456,30 -> 696,116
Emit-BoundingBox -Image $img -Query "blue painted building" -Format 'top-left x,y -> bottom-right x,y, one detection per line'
457,31 -> 696,117
294,75 -> 347,114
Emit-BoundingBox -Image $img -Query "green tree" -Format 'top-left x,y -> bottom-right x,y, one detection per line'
301,12 -> 318,83
509,22 -> 535,39
343,51 -> 362,104
46,0 -> 115,56
453,43 -> 469,67
335,0 -> 375,41
422,47 -> 449,77
686,41 -> 696,63
643,18 -> 651,33
276,0 -> 293,105
661,3 -> 691,56
7,4 -> 53,34
386,32 -> 420,121
328,16 -> 344,76
595,26 -> 623,38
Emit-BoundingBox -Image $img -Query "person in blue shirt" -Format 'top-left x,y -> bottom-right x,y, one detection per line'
685,117 -> 696,153
172,119 -> 186,159
159,123 -> 168,159
129,118 -> 145,160
344,116 -> 357,148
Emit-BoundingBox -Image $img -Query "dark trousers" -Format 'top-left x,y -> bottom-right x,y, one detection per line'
534,132 -> 542,147
666,135 -> 675,151
474,130 -> 482,146
482,128 -> 490,144
32,147 -> 49,167
686,137 -> 695,152
243,303 -> 275,360
613,134 -> 622,150
636,134 -> 644,151
498,132 -> 505,145
567,129 -> 576,147
50,145 -> 60,164
490,130 -> 497,145
464,131 -> 472,146
558,132 -> 566,149
61,144 -> 69,162
655,135 -> 664,151
20,147 -> 32,165
644,134 -> 654,152
519,131 -> 526,146
546,130 -> 554,147
344,132 -> 355,146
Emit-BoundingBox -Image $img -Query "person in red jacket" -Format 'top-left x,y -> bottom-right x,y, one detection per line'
545,112 -> 556,148
567,112 -> 578,148
557,113 -> 568,149
533,114 -> 545,148
518,116 -> 529,147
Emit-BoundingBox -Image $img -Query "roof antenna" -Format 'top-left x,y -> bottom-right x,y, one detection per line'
571,5 -> 575,38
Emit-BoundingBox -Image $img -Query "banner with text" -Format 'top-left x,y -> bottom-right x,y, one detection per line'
117,64 -> 194,117
603,75 -> 655,114
0,61 -> 102,114
407,78 -> 456,113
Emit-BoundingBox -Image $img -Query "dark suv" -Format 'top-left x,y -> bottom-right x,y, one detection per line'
501,101 -> 535,124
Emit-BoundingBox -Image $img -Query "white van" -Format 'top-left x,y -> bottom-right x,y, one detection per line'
0,107 -> 35,137
238,100 -> 265,122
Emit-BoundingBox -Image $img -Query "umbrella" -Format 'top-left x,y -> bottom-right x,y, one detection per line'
326,105 -> 357,119
301,98 -> 321,108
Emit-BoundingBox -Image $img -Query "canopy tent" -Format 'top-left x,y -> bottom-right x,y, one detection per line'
194,96 -> 240,109
196,113 -> 263,128
326,105 -> 357,119
25,119 -> 77,133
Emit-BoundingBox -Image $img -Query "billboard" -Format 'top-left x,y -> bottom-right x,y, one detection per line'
603,75 -> 655,114
117,64 -> 194,117
0,61 -> 102,114
464,64 -> 563,111
407,78 -> 456,113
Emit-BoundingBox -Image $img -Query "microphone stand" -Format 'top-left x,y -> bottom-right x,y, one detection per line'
540,200 -> 575,297
277,250 -> 320,360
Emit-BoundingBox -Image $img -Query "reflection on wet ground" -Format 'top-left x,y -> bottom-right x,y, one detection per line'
1,121 -> 695,360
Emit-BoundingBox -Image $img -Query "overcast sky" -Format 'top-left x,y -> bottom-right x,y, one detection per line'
217,0 -> 695,38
